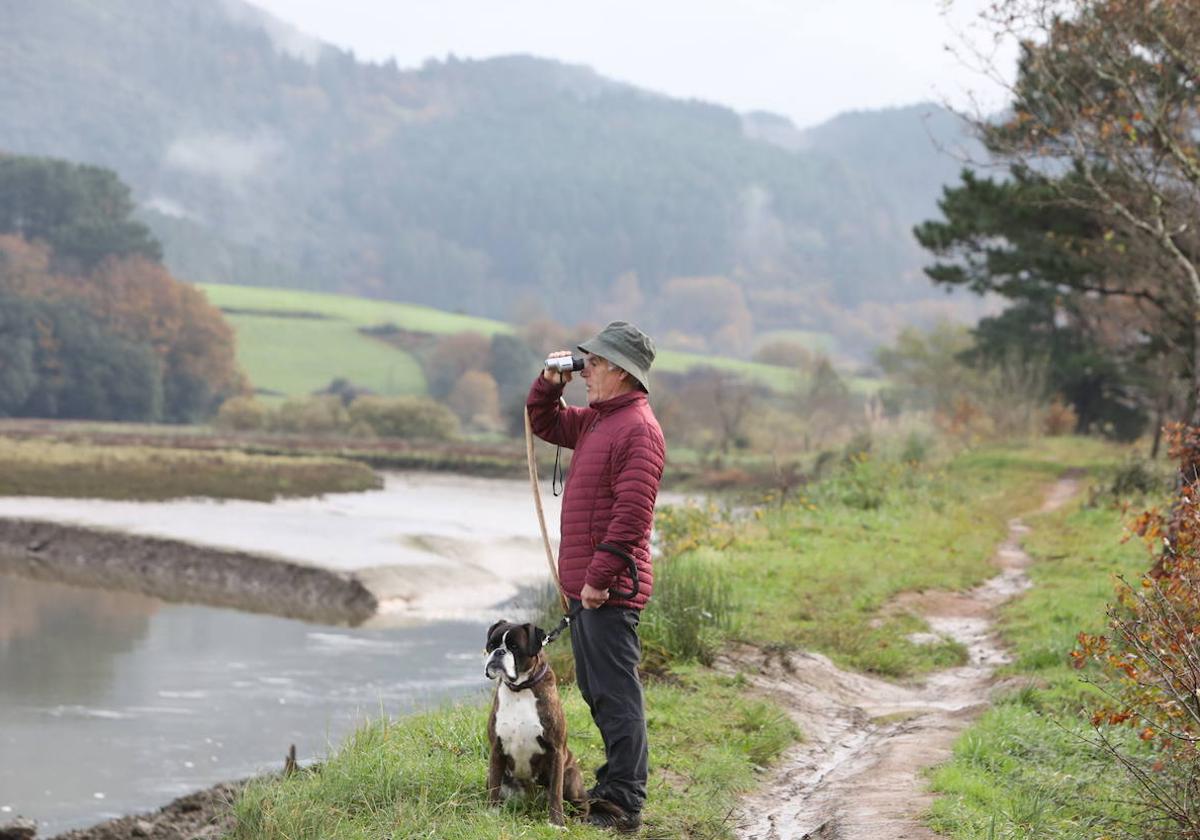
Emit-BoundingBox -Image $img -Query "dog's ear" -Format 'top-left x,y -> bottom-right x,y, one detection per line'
523,623 -> 546,656
485,620 -> 506,650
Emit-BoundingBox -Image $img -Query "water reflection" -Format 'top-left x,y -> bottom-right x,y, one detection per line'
0,574 -> 491,835
0,577 -> 157,705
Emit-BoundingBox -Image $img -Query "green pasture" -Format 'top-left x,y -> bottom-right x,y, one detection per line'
199,283 -> 512,336
754,328 -> 836,353
656,349 -> 881,395
220,313 -> 427,398
202,282 -> 820,397
655,348 -> 798,390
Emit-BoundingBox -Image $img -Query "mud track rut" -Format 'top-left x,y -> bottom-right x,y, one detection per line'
727,477 -> 1080,840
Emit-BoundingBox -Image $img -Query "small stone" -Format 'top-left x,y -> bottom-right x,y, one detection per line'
0,816 -> 38,840
132,819 -> 155,837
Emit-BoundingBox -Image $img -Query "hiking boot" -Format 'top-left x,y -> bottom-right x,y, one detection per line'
585,799 -> 642,834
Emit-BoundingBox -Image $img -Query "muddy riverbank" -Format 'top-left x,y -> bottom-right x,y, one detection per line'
0,472 -> 577,623
0,519 -> 377,626
43,781 -> 245,840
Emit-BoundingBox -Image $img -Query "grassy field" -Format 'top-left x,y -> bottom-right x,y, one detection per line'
0,437 -> 380,501
221,313 -> 428,398
704,438 -> 1124,677
754,328 -> 836,353
199,283 -> 512,336
230,436 -> 1132,838
199,283 -> 815,397
926,472 -> 1161,839
655,348 -> 801,390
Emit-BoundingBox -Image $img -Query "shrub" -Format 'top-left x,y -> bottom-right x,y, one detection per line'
1074,424 -> 1200,838
654,501 -> 736,559
899,430 -> 931,464
271,395 -> 350,435
1106,456 -> 1171,499
1042,397 -> 1078,436
446,370 -> 501,429
215,395 -> 269,431
347,395 -> 460,440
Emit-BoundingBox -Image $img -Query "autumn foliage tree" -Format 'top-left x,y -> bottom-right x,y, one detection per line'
0,154 -> 242,422
1075,424 -> 1200,837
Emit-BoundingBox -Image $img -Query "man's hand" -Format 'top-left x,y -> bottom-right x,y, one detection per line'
543,349 -> 574,384
580,582 -> 609,609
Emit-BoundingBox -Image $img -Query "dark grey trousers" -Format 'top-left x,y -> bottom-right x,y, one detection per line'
568,599 -> 648,815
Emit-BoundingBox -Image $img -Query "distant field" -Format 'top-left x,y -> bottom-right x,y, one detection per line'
754,329 -> 837,353
220,313 -> 427,398
199,283 -> 512,336
656,349 -> 800,390
200,283 -> 865,398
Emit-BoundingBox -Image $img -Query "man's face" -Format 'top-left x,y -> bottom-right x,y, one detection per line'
580,353 -> 624,403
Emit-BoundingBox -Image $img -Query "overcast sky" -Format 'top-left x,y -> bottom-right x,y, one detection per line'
249,0 -> 1017,129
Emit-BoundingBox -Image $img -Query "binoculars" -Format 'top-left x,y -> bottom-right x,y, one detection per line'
544,356 -> 585,373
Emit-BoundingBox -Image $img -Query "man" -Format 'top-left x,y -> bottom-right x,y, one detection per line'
526,320 -> 665,834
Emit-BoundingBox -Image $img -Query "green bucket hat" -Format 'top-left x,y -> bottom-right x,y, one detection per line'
578,321 -> 656,393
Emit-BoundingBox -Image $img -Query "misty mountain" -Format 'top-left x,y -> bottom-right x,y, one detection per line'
0,0 -> 984,348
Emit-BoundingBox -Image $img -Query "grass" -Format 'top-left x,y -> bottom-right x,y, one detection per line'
0,417 -> 548,479
709,437 -> 1122,677
926,456 -> 1159,839
199,283 -> 512,336
754,329 -> 836,353
221,313 -> 428,399
229,435 -> 1134,839
655,348 -> 799,391
232,667 -> 797,840
202,282 -> 818,397
0,437 -> 380,500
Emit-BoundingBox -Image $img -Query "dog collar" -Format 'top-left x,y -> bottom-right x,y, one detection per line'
504,663 -> 550,692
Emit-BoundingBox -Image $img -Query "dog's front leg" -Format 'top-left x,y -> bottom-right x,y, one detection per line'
486,743 -> 505,807
547,746 -> 566,827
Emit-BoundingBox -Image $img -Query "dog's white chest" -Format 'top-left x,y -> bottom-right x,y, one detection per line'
495,686 -> 545,780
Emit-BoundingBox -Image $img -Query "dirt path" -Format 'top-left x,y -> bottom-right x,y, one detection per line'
730,476 -> 1079,840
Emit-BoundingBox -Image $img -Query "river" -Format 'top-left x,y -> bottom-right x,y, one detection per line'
0,472 -> 616,833
0,574 -> 492,834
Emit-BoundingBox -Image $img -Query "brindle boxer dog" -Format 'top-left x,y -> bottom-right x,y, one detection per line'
484,620 -> 588,826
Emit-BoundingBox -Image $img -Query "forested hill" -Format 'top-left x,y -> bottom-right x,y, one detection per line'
0,0 -> 981,349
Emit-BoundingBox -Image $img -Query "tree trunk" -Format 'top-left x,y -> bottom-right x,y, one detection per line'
1151,409 -> 1165,459
1190,314 -> 1200,428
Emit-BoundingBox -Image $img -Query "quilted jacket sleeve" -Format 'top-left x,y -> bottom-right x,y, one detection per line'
586,421 -> 666,591
526,375 -> 591,449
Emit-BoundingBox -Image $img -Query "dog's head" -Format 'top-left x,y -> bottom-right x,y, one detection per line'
484,620 -> 547,682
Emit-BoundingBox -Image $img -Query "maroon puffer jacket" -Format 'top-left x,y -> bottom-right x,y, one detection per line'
527,375 -> 665,610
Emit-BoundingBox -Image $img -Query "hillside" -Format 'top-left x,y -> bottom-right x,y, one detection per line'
0,0 -> 983,355
199,283 -> 808,398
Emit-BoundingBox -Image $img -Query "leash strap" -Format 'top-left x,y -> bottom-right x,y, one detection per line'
543,543 -> 640,646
